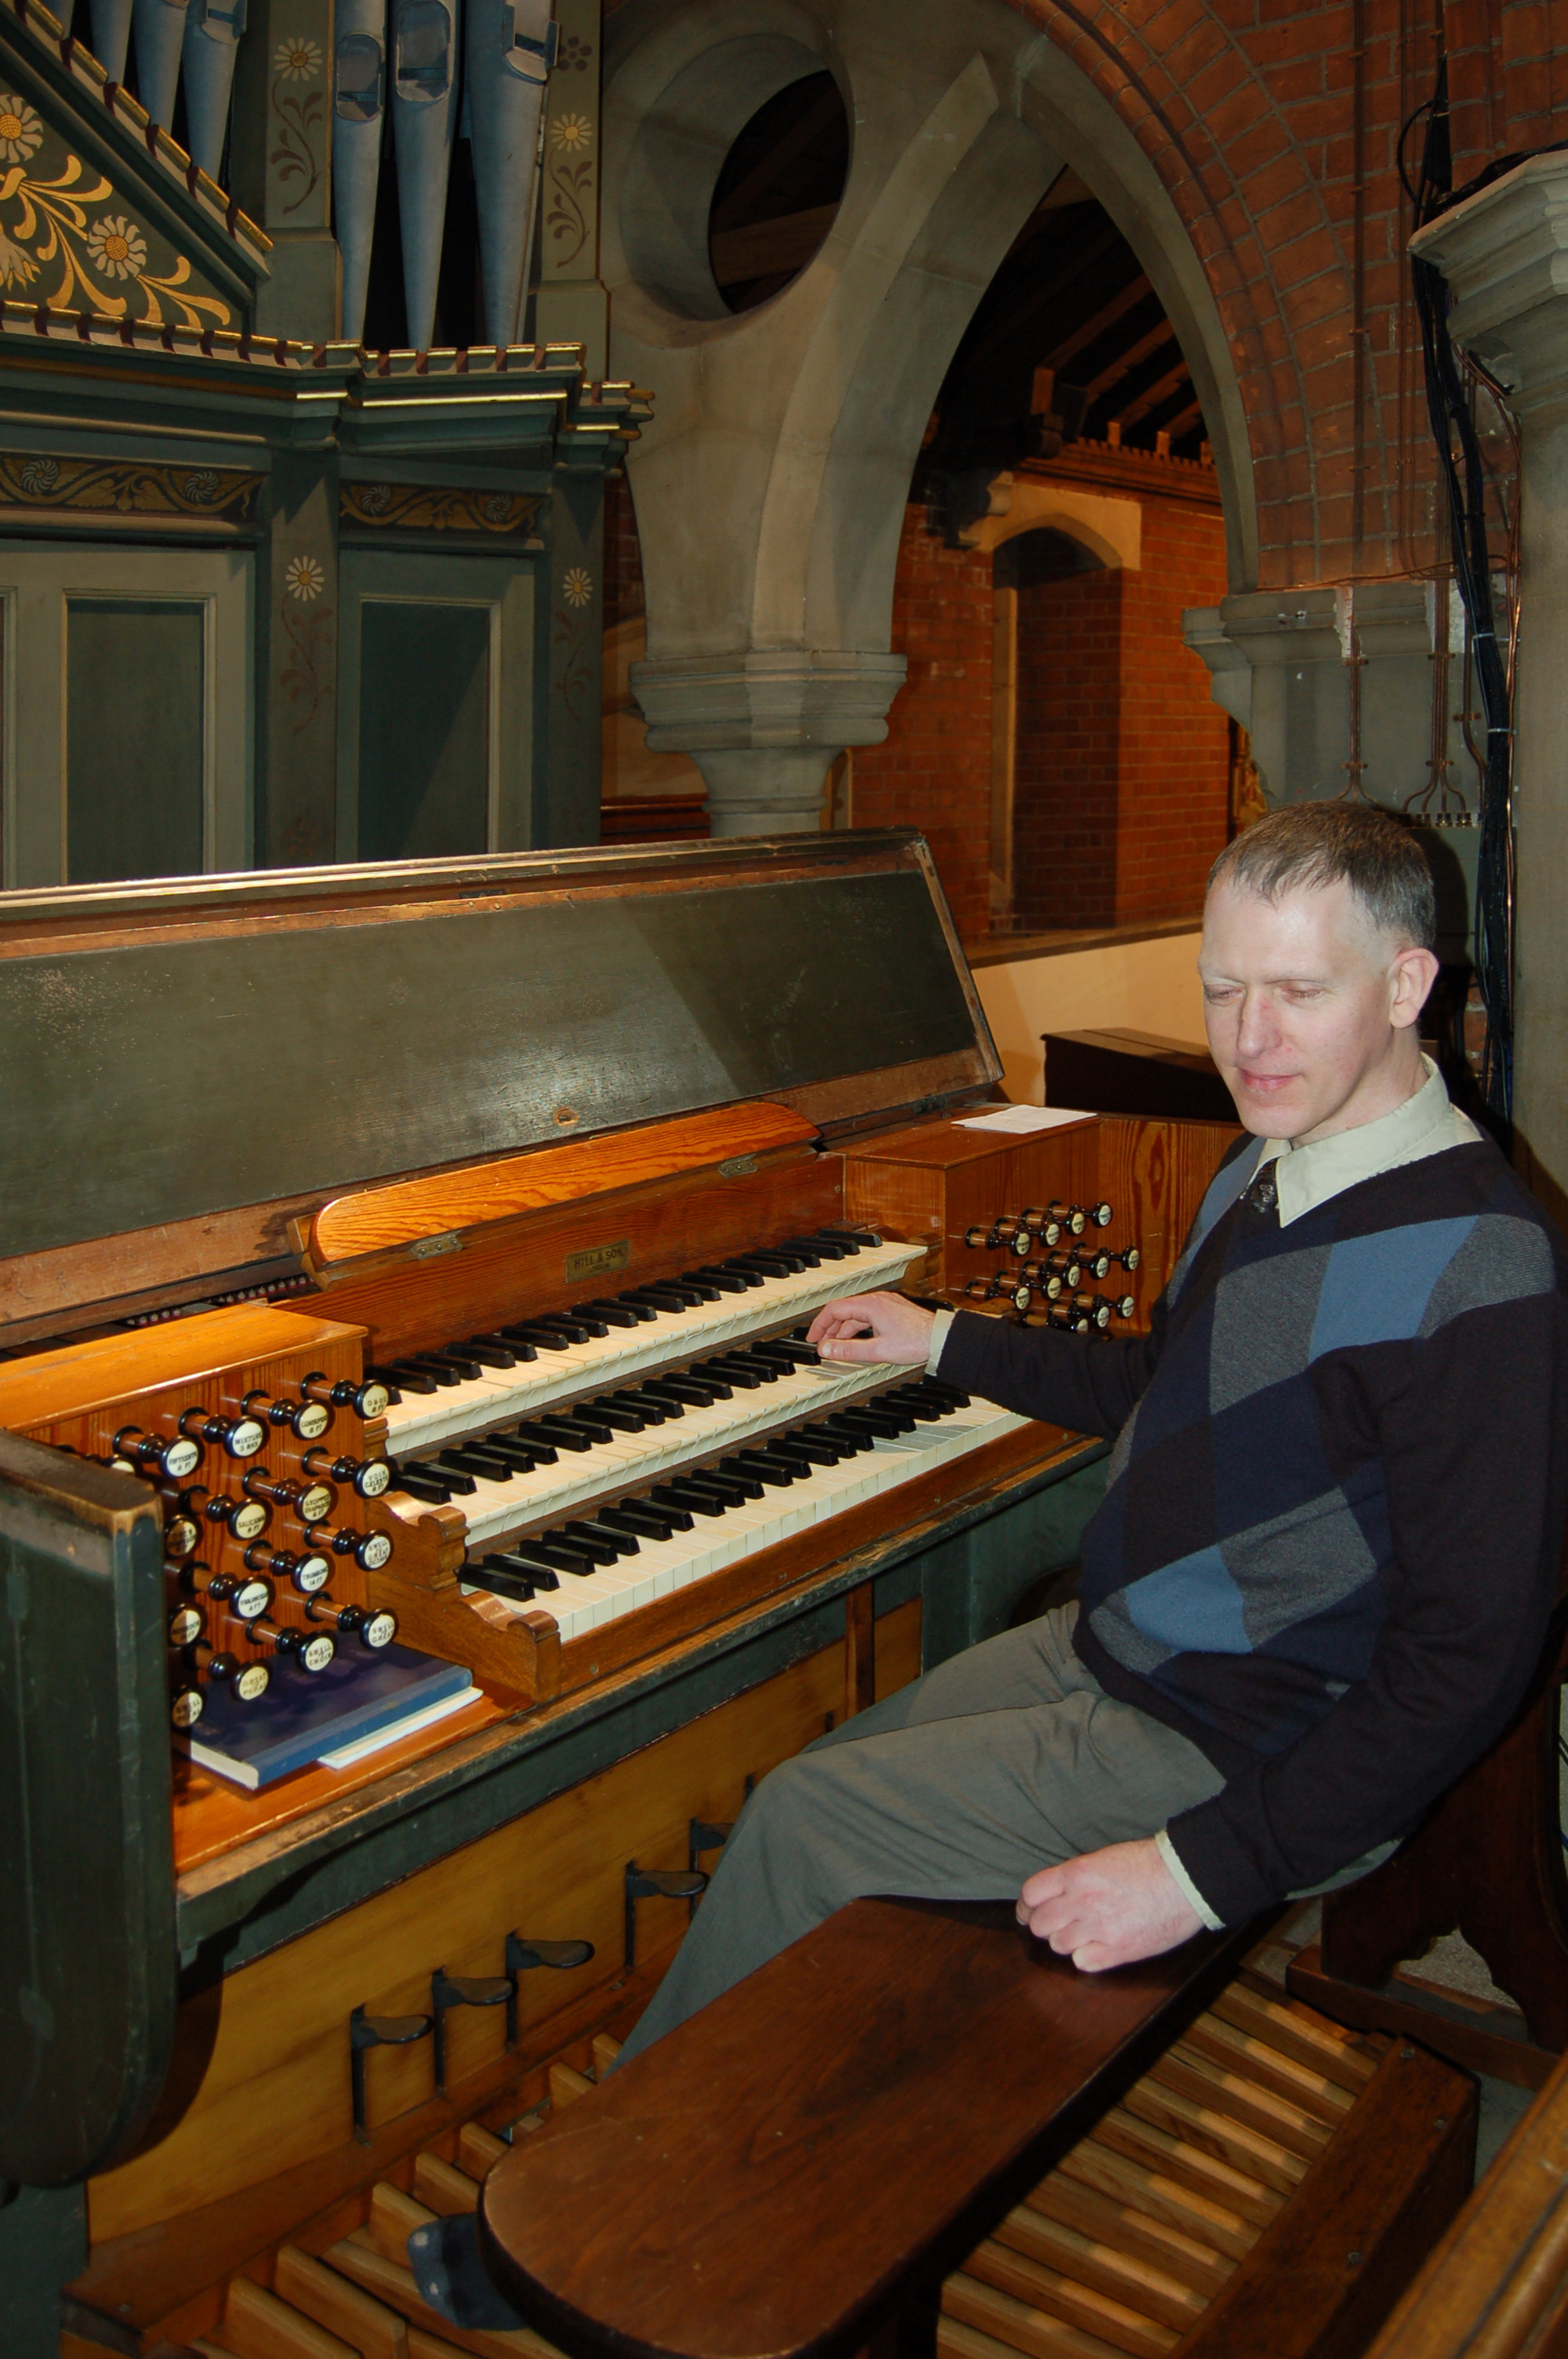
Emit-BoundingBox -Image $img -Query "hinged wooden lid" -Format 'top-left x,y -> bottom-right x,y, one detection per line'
0,832 -> 998,1339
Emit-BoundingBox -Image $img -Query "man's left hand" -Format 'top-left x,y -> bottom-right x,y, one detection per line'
1017,1837 -> 1203,1971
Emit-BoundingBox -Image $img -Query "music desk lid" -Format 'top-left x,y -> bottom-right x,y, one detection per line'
0,832 -> 1000,1339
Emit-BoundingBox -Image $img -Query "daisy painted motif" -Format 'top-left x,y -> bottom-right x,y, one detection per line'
274,36 -> 322,78
88,215 -> 147,280
561,567 -> 593,608
550,111 -> 592,151
0,97 -> 41,163
286,555 -> 325,601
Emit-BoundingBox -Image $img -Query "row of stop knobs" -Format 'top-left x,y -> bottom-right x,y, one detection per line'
966,1270 -> 1136,1325
137,1371 -> 398,1731
964,1201 -> 1116,1254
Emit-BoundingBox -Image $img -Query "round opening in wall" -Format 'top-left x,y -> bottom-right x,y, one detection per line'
707,70 -> 849,314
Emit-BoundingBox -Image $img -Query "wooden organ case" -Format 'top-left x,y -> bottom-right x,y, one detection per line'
0,831 -> 1237,2359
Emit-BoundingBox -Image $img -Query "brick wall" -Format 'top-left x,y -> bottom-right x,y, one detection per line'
1115,498 -> 1232,924
1011,568 -> 1123,929
856,480 -> 1229,937
849,505 -> 996,941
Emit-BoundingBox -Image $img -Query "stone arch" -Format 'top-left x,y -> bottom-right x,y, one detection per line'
973,484 -> 1142,572
602,0 -> 1262,831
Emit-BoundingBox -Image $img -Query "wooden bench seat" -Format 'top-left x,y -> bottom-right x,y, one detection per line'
477,1901 -> 1475,2359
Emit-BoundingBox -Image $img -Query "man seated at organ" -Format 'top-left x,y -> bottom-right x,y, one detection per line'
615,801 -> 1568,2064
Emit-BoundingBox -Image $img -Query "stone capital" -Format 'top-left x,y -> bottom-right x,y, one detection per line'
1410,153 -> 1568,413
630,649 -> 908,834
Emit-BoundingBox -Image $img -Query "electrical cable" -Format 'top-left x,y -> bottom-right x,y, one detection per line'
1407,63 -> 1516,1128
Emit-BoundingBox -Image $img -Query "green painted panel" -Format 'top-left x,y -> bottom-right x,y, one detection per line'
66,600 -> 204,885
358,601 -> 489,860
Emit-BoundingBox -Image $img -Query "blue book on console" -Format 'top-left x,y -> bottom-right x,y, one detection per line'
183,1643 -> 475,1790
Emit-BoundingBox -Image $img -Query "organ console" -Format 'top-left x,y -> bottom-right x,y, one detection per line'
24,827 -> 1504,2359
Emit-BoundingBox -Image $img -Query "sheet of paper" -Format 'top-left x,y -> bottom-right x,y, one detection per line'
954,1103 -> 1095,1135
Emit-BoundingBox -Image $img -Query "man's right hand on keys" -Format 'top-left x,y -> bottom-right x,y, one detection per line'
809,1290 -> 936,1365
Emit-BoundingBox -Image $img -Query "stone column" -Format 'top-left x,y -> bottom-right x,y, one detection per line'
631,649 -> 907,834
1411,155 -> 1568,1204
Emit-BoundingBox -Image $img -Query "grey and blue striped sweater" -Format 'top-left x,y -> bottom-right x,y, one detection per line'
940,1134 -> 1568,1925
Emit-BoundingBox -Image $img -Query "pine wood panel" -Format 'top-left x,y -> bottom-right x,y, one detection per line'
87,1627 -> 860,2245
310,1149 -> 845,1364
304,1107 -> 818,1272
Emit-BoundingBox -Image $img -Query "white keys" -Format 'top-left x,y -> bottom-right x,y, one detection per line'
389,1358 -> 916,1547
459,1400 -> 1029,1645
382,1239 -> 924,1453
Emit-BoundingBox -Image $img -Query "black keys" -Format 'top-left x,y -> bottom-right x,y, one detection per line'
459,1336 -> 520,1369
529,1413 -> 604,1446
439,1446 -> 517,1482
530,1313 -> 596,1344
553,1522 -> 622,1567
818,1415 -> 879,1452
651,1480 -> 727,1520
515,1419 -> 591,1456
678,1467 -> 755,1507
562,1518 -> 641,1560
677,1273 -> 724,1301
573,1299 -> 644,1329
621,1283 -> 698,1312
474,1434 -> 550,1470
604,1388 -> 670,1424
400,1357 -> 462,1390
651,1376 -> 715,1408
768,1433 -> 839,1469
818,1225 -> 880,1249
727,1251 -> 803,1278
558,1408 -> 615,1443
393,1463 -> 466,1502
626,1492 -> 695,1532
467,1557 -> 537,1602
477,1329 -> 539,1361
594,1294 -> 658,1324
700,1263 -> 763,1291
879,1386 -> 946,1423
726,1449 -> 797,1488
584,1399 -> 648,1434
524,1536 -> 598,1576
706,1351 -> 780,1385
835,1405 -> 909,1440
749,1339 -> 818,1370
501,1323 -> 572,1353
417,1349 -> 484,1381
365,1365 -> 412,1401
600,1502 -> 678,1542
500,1536 -> 591,1578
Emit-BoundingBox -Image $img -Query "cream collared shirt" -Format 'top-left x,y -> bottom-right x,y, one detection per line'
920,1057 -> 1480,1932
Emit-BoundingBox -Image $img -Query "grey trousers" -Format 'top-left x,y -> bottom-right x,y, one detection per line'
615,1604 -> 1225,2066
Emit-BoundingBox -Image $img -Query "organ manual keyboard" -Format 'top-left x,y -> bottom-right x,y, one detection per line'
0,831 -> 1240,2359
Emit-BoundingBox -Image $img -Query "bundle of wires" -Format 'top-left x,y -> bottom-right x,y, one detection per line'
1402,64 -> 1520,1129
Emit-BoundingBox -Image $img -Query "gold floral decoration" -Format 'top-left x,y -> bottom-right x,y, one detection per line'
87,213 -> 147,280
286,554 -> 325,601
561,566 -> 593,608
0,98 -> 42,165
0,229 -> 35,287
273,37 -> 322,78
0,103 -> 233,329
550,111 -> 593,151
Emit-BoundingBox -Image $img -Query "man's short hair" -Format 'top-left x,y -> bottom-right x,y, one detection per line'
1207,802 -> 1437,952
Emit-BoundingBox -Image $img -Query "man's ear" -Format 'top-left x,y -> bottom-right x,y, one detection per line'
1389,944 -> 1440,1030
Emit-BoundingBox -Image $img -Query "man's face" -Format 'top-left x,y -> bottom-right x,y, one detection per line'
1200,878 -> 1436,1143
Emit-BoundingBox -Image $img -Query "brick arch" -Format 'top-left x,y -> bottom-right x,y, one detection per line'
1002,0 -> 1377,590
